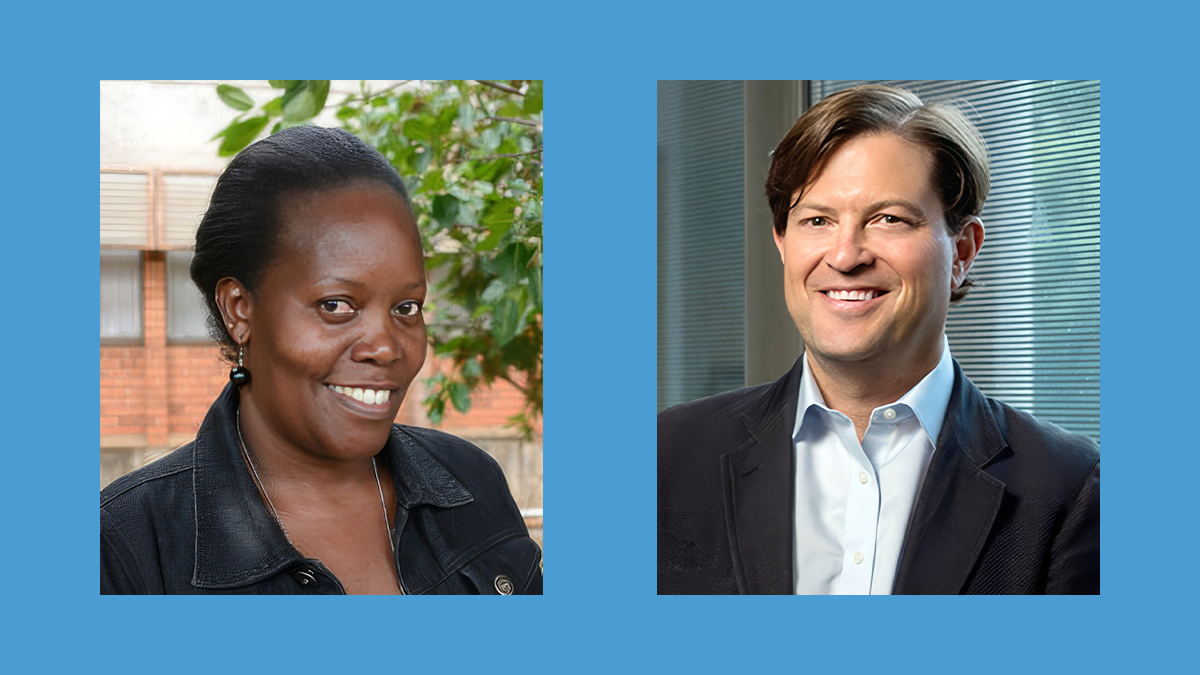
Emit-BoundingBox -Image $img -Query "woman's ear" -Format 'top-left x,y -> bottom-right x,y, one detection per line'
215,277 -> 252,344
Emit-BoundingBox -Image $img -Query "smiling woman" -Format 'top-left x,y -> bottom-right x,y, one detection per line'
100,126 -> 542,595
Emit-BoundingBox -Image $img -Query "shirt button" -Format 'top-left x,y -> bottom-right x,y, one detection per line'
859,472 -> 868,484
854,552 -> 864,564
883,408 -> 896,420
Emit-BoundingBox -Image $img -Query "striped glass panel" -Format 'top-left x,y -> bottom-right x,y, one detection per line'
658,81 -> 745,411
812,81 -> 1100,443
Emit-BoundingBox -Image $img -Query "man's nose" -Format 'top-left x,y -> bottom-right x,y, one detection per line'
826,225 -> 874,273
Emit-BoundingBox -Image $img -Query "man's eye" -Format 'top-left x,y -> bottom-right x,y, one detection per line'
880,214 -> 906,225
320,299 -> 354,315
395,301 -> 422,317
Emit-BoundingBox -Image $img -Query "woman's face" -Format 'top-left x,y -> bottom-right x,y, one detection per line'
242,183 -> 427,461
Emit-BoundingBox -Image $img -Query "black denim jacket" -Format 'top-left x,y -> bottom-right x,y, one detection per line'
101,384 -> 542,594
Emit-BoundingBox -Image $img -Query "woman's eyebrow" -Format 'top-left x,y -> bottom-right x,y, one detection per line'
319,276 -> 426,291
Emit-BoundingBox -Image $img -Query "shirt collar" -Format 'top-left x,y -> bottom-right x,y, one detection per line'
191,383 -> 473,589
793,335 -> 955,446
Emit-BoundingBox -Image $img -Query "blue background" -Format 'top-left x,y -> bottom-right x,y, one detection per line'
4,0 -> 1193,672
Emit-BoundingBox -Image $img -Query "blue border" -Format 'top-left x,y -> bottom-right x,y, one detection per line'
4,1 -> 1195,672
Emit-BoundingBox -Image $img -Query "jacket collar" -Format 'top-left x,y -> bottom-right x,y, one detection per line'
721,358 -> 1009,595
191,384 -> 473,589
891,361 -> 1006,594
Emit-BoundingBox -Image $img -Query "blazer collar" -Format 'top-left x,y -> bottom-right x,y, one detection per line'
720,357 -> 804,594
191,384 -> 472,589
891,361 -> 1008,594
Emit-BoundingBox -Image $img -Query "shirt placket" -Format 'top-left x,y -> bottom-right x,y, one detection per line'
834,416 -> 878,595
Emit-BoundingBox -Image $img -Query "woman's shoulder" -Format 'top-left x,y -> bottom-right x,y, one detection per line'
100,443 -> 195,510
389,424 -> 505,480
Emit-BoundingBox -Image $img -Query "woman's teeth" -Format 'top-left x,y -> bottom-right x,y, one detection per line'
326,384 -> 391,405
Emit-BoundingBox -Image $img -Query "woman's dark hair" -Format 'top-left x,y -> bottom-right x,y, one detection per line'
765,85 -> 989,303
190,125 -> 413,360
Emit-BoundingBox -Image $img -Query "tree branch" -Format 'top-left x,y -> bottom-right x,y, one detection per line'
489,115 -> 541,128
476,80 -> 523,95
470,149 -> 543,161
340,80 -> 410,104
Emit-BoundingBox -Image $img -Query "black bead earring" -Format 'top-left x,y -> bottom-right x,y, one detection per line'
230,342 -> 251,387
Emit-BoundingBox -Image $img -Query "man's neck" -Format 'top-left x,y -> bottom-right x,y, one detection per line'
806,338 -> 945,442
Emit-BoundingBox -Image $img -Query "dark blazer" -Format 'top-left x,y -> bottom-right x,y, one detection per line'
658,357 -> 1100,594
101,384 -> 543,594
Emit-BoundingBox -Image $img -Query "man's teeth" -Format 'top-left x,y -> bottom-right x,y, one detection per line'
827,289 -> 878,301
327,384 -> 391,405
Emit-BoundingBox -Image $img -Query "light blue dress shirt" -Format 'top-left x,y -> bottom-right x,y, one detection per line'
792,337 -> 954,595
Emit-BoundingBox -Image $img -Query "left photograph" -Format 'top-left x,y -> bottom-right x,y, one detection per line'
100,80 -> 543,594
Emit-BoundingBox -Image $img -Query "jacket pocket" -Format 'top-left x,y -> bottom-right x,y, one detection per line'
456,536 -> 543,595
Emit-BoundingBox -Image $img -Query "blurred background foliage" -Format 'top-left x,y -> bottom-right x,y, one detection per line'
213,80 -> 543,438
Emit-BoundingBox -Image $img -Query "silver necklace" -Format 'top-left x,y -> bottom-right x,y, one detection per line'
236,408 -> 394,550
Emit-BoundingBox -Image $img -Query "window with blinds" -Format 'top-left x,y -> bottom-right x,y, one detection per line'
166,251 -> 211,342
100,250 -> 143,342
658,81 -> 746,411
811,81 -> 1100,443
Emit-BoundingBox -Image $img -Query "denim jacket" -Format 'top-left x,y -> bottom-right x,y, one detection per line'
101,384 -> 543,594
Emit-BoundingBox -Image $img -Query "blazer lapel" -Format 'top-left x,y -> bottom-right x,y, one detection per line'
721,359 -> 802,595
893,362 -> 1007,594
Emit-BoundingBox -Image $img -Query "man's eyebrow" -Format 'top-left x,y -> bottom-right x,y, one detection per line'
790,201 -> 838,215
790,199 -> 929,217
862,199 -> 928,217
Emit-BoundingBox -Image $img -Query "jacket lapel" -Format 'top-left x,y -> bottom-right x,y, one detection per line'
892,362 -> 1006,594
721,358 -> 802,594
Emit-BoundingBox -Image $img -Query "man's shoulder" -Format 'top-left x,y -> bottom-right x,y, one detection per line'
979,392 -> 1099,484
657,381 -> 783,466
658,382 -> 776,427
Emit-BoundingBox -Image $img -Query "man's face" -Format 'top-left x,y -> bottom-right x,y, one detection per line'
773,132 -> 982,374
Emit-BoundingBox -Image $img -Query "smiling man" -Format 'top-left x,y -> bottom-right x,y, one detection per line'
657,85 -> 1100,595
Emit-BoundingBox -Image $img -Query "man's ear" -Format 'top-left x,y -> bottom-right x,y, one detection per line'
773,225 -> 787,265
214,277 -> 253,344
951,217 -> 985,289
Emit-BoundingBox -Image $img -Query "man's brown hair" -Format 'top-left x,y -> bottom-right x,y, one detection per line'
765,84 -> 989,302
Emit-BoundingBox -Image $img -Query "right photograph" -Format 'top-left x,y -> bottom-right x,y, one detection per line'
657,80 -> 1100,595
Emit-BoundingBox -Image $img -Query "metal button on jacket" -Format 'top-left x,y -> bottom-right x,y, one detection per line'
292,568 -> 318,586
494,575 -> 514,595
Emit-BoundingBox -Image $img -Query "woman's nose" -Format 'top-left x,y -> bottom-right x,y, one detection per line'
351,312 -> 402,364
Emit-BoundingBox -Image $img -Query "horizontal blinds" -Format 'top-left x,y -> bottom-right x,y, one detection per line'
658,81 -> 745,411
100,172 -> 150,247
813,81 -> 1100,443
162,174 -> 217,248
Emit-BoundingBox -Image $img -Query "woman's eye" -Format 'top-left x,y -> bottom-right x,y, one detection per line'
880,214 -> 906,225
807,216 -> 828,227
320,299 -> 355,315
395,301 -> 422,317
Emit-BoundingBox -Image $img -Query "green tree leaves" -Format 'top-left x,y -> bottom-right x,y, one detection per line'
216,84 -> 254,111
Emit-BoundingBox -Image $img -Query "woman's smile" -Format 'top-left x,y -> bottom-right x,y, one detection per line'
324,383 -> 400,420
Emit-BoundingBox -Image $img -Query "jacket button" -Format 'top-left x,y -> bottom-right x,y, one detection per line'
292,568 -> 318,586
494,575 -> 514,595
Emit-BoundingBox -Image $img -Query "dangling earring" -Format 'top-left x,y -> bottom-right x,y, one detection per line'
230,340 -> 251,387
